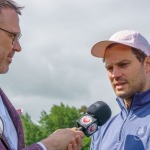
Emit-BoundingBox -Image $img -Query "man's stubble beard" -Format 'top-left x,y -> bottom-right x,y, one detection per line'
114,73 -> 146,101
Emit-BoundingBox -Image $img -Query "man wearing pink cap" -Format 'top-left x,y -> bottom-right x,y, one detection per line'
90,30 -> 150,150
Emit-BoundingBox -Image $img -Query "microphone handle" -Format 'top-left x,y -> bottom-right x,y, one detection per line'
78,126 -> 85,132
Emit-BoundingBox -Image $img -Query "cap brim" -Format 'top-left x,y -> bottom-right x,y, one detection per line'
91,40 -> 138,58
91,41 -> 115,58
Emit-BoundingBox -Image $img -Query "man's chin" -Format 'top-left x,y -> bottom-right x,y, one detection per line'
116,91 -> 126,99
0,67 -> 9,74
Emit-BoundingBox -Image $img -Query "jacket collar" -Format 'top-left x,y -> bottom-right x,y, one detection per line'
117,89 -> 150,112
0,88 -> 25,149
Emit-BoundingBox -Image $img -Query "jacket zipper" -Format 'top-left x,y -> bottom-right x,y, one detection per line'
118,109 -> 131,142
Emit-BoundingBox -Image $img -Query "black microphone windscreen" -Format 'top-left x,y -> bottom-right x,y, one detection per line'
87,101 -> 111,126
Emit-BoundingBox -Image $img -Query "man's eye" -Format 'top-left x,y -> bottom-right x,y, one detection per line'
8,33 -> 15,39
120,63 -> 128,67
106,67 -> 113,71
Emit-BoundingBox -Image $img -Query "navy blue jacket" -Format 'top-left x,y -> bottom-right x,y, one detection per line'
90,89 -> 150,150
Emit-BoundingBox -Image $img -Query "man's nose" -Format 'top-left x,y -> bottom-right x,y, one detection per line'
111,67 -> 122,78
12,41 -> 21,52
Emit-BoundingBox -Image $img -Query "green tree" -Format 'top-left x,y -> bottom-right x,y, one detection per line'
82,137 -> 91,150
21,113 -> 47,146
79,105 -> 87,114
39,103 -> 81,133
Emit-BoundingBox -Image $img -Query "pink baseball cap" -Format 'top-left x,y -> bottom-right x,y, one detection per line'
91,30 -> 150,58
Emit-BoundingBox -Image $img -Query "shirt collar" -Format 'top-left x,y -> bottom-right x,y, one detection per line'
116,89 -> 150,111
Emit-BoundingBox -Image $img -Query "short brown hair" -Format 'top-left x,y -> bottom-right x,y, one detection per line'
131,47 -> 147,63
0,0 -> 23,15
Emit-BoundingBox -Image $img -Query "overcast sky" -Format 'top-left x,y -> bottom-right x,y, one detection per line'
0,0 -> 150,122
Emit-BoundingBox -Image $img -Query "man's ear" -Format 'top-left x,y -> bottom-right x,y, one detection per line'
144,56 -> 150,72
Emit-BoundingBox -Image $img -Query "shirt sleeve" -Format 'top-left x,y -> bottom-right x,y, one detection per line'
37,142 -> 47,150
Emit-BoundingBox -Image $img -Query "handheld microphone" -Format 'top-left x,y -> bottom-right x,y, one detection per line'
76,101 -> 111,137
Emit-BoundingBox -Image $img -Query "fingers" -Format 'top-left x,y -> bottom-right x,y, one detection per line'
68,135 -> 83,150
71,127 -> 78,131
75,130 -> 84,138
75,135 -> 83,148
71,127 -> 84,138
68,144 -> 73,150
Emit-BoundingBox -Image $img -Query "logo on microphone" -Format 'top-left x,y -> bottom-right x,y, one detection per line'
87,123 -> 98,135
80,115 -> 92,125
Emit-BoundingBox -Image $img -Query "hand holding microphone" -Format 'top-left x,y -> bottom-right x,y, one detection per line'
41,101 -> 111,150
76,101 -> 111,137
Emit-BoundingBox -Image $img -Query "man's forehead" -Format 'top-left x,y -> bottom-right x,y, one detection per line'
105,59 -> 132,66
0,7 -> 19,23
104,44 -> 133,59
